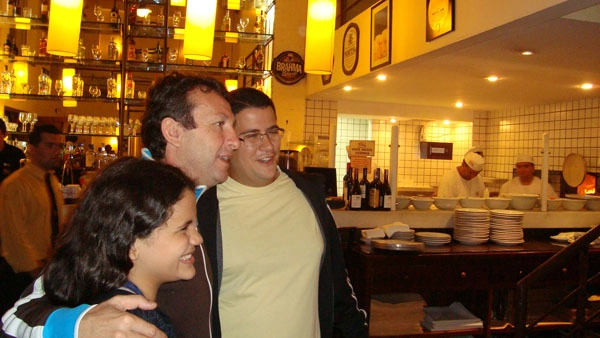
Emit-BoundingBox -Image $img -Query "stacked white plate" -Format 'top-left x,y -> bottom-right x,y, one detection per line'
489,209 -> 524,245
453,208 -> 490,245
391,229 -> 416,241
415,232 -> 452,246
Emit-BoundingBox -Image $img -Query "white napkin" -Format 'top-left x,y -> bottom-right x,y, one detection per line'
361,228 -> 386,239
379,221 -> 411,238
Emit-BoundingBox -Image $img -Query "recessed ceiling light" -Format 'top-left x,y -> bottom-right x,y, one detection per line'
521,50 -> 533,56
455,101 -> 463,108
581,83 -> 594,90
343,85 -> 352,91
376,74 -> 387,81
486,75 -> 499,82
390,117 -> 397,123
443,120 -> 450,125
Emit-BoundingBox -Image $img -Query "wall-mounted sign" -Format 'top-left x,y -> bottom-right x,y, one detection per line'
342,23 -> 359,75
348,140 -> 375,157
271,51 -> 305,85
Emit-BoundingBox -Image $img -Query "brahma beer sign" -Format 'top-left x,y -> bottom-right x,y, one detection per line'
271,51 -> 305,85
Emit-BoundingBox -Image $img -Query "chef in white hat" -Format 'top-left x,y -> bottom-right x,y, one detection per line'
499,154 -> 557,197
437,151 -> 486,198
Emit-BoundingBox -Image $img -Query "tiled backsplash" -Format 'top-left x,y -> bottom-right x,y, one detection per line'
305,97 -> 600,196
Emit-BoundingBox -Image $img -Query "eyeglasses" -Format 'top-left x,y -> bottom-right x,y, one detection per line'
238,127 -> 285,147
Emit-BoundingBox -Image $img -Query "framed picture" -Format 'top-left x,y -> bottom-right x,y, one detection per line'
426,0 -> 455,41
342,23 -> 359,75
370,0 -> 391,71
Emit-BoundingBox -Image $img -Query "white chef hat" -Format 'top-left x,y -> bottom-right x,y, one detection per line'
516,154 -> 534,165
466,145 -> 483,156
464,152 -> 485,172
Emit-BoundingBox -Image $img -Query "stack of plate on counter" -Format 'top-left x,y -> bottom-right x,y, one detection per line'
489,210 -> 524,245
415,232 -> 452,246
453,208 -> 490,245
390,229 -> 415,241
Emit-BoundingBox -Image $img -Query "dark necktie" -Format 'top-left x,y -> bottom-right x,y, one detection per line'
45,172 -> 59,246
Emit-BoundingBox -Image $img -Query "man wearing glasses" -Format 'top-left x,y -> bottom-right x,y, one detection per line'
208,88 -> 367,337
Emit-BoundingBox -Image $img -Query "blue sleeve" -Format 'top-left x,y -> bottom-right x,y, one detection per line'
43,304 -> 90,338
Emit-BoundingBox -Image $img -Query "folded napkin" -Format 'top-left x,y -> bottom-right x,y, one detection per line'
380,221 -> 411,238
361,228 -> 386,239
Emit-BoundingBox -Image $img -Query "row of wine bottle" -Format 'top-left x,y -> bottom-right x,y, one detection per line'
343,165 -> 393,211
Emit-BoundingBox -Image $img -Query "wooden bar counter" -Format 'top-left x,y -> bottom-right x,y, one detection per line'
348,240 -> 600,337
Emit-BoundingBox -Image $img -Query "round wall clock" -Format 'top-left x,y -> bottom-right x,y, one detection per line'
342,23 -> 359,76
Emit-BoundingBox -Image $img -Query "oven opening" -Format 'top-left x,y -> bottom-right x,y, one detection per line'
577,174 -> 596,195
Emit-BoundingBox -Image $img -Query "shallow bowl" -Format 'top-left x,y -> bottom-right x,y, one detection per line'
504,193 -> 538,211
561,198 -> 586,211
433,197 -> 459,210
585,198 -> 600,211
485,197 -> 511,210
396,196 -> 411,210
459,197 -> 486,209
410,197 -> 434,211
546,198 -> 563,211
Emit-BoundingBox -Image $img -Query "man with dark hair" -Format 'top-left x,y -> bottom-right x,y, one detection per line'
3,73 -> 239,338
215,87 -> 368,337
0,118 -> 25,184
0,124 -> 64,314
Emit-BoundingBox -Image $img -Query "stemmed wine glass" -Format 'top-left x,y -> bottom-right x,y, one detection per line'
29,113 -> 38,131
91,45 -> 102,60
89,85 -> 101,98
18,112 -> 28,132
55,80 -> 64,96
239,17 -> 249,32
93,5 -> 105,22
172,11 -> 182,27
236,57 -> 246,69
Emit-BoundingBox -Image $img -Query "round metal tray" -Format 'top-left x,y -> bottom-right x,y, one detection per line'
371,239 -> 425,251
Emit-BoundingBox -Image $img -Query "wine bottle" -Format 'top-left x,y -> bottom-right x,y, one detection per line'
127,37 -> 136,60
349,168 -> 362,210
342,163 -> 352,207
381,169 -> 392,210
3,34 -> 11,56
110,0 -> 120,24
220,51 -> 229,68
369,168 -> 382,210
254,46 -> 264,70
108,37 -> 118,60
39,32 -> 47,57
125,72 -> 135,99
1,65 -> 11,94
360,167 -> 369,210
7,0 -> 14,17
40,0 -> 49,22
221,10 -> 231,31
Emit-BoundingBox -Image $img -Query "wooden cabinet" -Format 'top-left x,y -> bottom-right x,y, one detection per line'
349,241 -> 600,337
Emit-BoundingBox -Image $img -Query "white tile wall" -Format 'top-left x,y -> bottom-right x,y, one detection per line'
306,97 -> 600,196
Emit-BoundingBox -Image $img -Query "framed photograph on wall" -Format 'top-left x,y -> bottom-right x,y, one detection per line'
370,0 -> 391,71
426,0 -> 455,41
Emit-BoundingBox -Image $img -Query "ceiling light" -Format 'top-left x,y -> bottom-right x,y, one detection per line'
581,83 -> 594,90
455,101 -> 463,108
443,120 -> 450,125
376,74 -> 387,81
343,85 -> 352,91
521,50 -> 533,56
390,118 -> 397,123
486,75 -> 499,82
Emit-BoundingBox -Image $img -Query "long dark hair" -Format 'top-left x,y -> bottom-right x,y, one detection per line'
43,157 -> 195,306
